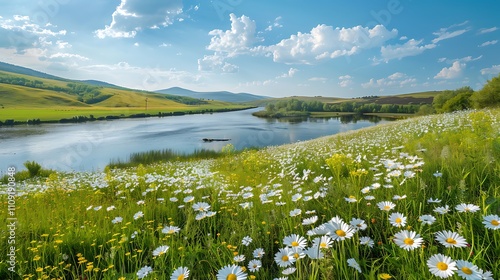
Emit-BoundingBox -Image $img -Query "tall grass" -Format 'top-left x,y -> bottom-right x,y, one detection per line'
0,109 -> 499,279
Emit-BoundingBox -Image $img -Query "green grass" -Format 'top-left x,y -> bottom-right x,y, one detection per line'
0,108 -> 499,279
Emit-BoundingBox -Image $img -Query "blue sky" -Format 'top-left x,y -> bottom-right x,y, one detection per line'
0,0 -> 499,97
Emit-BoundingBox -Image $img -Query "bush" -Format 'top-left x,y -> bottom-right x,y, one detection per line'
24,161 -> 41,177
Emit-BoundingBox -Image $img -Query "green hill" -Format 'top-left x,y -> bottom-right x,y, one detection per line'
0,70 -> 251,123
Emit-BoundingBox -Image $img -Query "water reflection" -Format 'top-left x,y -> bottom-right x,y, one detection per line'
260,114 -> 392,124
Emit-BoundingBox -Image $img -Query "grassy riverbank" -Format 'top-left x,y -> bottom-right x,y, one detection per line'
1,108 -> 499,279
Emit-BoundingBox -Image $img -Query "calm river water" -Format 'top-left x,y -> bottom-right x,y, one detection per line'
0,108 -> 392,172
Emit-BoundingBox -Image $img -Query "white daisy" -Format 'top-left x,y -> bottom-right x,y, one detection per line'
455,260 -> 482,280
274,248 -> 296,267
435,230 -> 468,248
482,214 -> 500,230
377,201 -> 396,211
389,212 -> 407,228
427,254 -> 457,278
283,234 -> 307,249
393,230 -> 423,251
347,258 -> 362,273
419,214 -> 436,225
455,203 -> 480,213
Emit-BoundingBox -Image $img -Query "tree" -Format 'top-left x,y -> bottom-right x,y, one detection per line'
471,74 -> 500,108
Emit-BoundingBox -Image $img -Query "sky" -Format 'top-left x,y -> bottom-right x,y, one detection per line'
0,0 -> 499,98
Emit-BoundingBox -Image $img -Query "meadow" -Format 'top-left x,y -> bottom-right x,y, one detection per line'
0,108 -> 499,279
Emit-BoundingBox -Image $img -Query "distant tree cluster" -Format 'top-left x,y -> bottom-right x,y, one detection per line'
431,74 -> 500,113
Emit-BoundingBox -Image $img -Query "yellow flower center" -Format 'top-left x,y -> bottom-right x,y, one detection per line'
320,242 -> 327,248
177,275 -> 185,280
445,238 -> 457,244
395,218 -> 402,224
336,229 -> 346,237
461,267 -> 473,275
282,255 -> 289,262
491,220 -> 499,226
437,262 -> 448,271
403,238 -> 414,245
383,205 -> 391,210
379,273 -> 392,279
294,253 -> 300,259
227,274 -> 237,280
168,230 -> 175,234
291,241 -> 299,247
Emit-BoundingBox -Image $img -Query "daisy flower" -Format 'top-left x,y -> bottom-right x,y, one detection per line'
216,264 -> 247,280
133,211 -> 144,220
389,212 -> 407,228
162,225 -> 181,234
233,254 -> 245,263
192,202 -> 210,212
302,216 -> 318,225
304,246 -> 324,259
482,214 -> 500,230
274,248 -> 296,267
347,258 -> 362,273
137,266 -> 153,279
455,260 -> 482,280
377,201 -> 396,211
170,266 -> 189,280
427,254 -> 457,278
326,221 -> 355,241
247,259 -> 262,272
111,217 -> 123,224
435,230 -> 468,248
291,193 -> 302,202
289,209 -> 301,217
253,248 -> 265,259
283,234 -> 307,249
282,267 -> 296,275
364,195 -> 376,200
195,212 -> 206,220
393,230 -> 423,251
427,197 -> 442,203
434,205 -> 450,215
313,235 -> 333,249
152,245 -> 169,257
350,218 -> 367,231
360,236 -> 374,248
419,214 -> 436,225
106,205 -> 116,211
478,269 -> 494,280
455,203 -> 480,213
183,196 -> 194,203
433,171 -> 443,177
241,236 -> 252,246
345,196 -> 357,203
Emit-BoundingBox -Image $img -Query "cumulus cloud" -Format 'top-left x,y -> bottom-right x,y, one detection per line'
479,40 -> 498,47
432,21 -> 470,44
95,0 -> 183,39
256,24 -> 397,64
379,39 -> 435,62
278,68 -> 298,78
197,53 -> 239,73
478,27 -> 498,34
480,65 -> 500,75
0,15 -> 67,52
309,77 -> 328,83
338,75 -> 353,87
207,14 -> 261,57
362,72 -> 416,89
434,61 -> 465,79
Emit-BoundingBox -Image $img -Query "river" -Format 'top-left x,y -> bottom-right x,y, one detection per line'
0,108 -> 393,172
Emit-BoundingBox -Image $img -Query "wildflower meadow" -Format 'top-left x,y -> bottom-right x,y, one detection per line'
1,108 -> 499,279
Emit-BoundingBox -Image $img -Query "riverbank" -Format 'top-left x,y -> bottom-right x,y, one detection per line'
252,109 -> 414,120
0,105 -> 256,126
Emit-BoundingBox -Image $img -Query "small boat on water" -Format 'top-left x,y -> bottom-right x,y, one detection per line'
202,138 -> 231,142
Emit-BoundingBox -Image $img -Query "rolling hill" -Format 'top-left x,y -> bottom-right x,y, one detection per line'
155,87 -> 269,103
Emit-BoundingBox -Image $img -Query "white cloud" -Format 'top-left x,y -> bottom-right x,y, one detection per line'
207,13 -> 260,57
278,68 -> 298,78
133,42 -> 139,47
379,39 -> 435,62
478,27 -> 498,34
197,53 -> 239,73
479,40 -> 498,47
439,55 -> 482,64
480,65 -> 500,75
438,57 -> 447,63
432,21 -> 470,44
48,53 -> 89,61
265,16 -> 283,31
95,0 -> 183,39
159,43 -> 171,47
399,36 -> 407,40
309,77 -> 328,83
257,24 -> 397,64
434,61 -> 465,79
362,72 -> 416,89
338,75 -> 353,87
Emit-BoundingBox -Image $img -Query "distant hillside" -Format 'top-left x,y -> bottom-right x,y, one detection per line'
156,87 -> 269,103
78,79 -> 123,89
0,61 -> 66,81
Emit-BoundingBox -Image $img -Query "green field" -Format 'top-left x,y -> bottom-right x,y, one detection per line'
1,108 -> 499,279
0,71 -> 251,122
